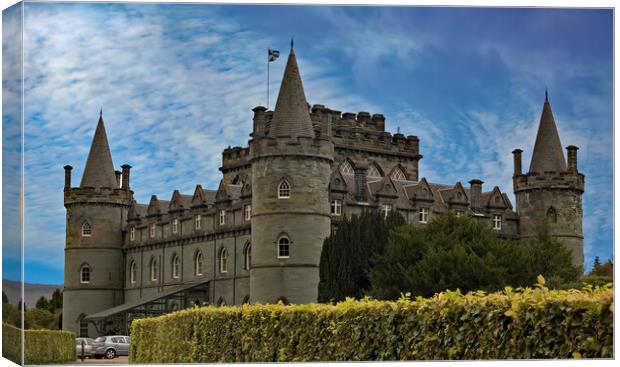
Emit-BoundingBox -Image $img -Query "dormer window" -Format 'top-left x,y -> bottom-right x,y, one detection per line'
219,209 -> 226,225
244,204 -> 252,221
150,223 -> 156,238
278,180 -> 290,199
381,204 -> 392,218
493,215 -> 502,231
172,219 -> 179,234
331,200 -> 342,216
195,215 -> 201,230
130,226 -> 135,241
81,222 -> 92,237
419,207 -> 429,223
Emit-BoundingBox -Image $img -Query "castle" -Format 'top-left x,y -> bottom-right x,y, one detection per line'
62,47 -> 584,337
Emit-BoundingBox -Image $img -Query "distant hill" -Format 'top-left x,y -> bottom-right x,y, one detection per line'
2,279 -> 63,307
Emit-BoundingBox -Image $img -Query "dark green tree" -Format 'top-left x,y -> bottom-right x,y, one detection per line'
48,289 -> 63,312
318,209 -> 405,302
2,291 -> 8,304
35,296 -> 49,310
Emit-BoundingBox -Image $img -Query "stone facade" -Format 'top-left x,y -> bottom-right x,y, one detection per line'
63,49 -> 584,337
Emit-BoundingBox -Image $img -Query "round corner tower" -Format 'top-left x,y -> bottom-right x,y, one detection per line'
512,92 -> 585,267
63,114 -> 132,337
249,47 -> 334,304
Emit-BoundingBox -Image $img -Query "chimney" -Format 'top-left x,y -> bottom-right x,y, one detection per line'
252,106 -> 267,137
354,164 -> 368,202
469,179 -> 483,211
63,165 -> 73,190
115,170 -> 122,188
121,164 -> 131,190
566,145 -> 578,173
371,114 -> 385,131
512,149 -> 523,176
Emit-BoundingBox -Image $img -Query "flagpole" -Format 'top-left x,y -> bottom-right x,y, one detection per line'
267,52 -> 270,109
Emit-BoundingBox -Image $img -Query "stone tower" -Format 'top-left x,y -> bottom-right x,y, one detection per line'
512,92 -> 585,267
249,46 -> 334,303
62,113 -> 132,336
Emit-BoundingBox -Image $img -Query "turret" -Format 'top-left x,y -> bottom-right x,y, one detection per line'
249,44 -> 334,304
62,112 -> 132,337
513,91 -> 584,267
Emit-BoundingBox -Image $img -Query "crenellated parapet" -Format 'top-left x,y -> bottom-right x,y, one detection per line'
64,187 -> 133,206
513,171 -> 585,193
250,135 -> 334,162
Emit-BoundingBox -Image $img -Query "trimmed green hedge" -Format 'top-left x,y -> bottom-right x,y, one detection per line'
130,284 -> 613,362
2,323 -> 75,364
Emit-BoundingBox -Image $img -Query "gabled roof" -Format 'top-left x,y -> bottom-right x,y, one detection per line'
128,201 -> 148,219
404,177 -> 434,202
529,94 -> 567,174
438,181 -> 469,205
215,180 -> 231,202
169,190 -> 192,211
80,114 -> 118,188
147,195 -> 169,216
269,48 -> 314,138
369,176 -> 398,198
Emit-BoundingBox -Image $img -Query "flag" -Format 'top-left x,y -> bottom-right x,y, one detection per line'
268,48 -> 280,62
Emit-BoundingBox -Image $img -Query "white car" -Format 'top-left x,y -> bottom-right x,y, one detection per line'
92,335 -> 130,359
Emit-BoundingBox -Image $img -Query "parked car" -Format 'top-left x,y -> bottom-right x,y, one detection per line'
75,338 -> 95,358
92,335 -> 130,359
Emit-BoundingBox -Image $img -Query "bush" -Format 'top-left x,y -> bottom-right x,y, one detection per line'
130,283 -> 613,362
2,323 -> 75,364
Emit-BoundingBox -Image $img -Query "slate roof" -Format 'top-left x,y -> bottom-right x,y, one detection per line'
529,94 -> 567,174
80,115 -> 118,188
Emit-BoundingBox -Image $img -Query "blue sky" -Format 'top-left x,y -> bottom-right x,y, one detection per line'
2,3 -> 613,284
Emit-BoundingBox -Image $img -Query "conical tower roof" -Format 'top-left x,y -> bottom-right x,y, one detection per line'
269,48 -> 314,138
528,92 -> 566,174
80,113 -> 118,188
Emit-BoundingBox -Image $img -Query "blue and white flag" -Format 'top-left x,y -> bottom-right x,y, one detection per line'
268,48 -> 280,62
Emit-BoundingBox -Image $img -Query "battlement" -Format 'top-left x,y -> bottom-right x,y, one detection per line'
514,171 -> 585,193
64,187 -> 133,206
250,134 -> 334,162
221,146 -> 250,172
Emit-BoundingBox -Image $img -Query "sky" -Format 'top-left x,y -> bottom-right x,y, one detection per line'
1,2 -> 613,284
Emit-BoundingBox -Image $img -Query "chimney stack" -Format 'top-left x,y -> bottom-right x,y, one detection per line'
115,170 -> 122,188
566,145 -> 579,174
121,164 -> 131,190
63,165 -> 73,190
469,179 -> 484,211
512,149 -> 523,176
252,106 -> 267,137
354,164 -> 368,202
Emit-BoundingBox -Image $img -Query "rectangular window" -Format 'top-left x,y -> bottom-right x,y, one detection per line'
130,227 -> 135,241
244,204 -> 252,221
150,223 -> 156,238
382,204 -> 392,218
331,199 -> 342,216
419,207 -> 429,223
79,320 -> 89,337
172,219 -> 178,234
455,211 -> 463,218
195,215 -> 201,230
493,214 -> 502,230
219,209 -> 226,225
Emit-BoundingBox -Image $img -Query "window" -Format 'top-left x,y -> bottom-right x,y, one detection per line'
493,215 -> 502,231
172,219 -> 178,234
547,207 -> 557,224
419,207 -> 429,223
278,180 -> 290,199
195,251 -> 204,276
150,257 -> 159,281
130,261 -> 137,284
244,243 -> 252,270
455,210 -> 464,218
80,265 -> 91,284
172,254 -> 180,279
278,237 -> 290,258
79,319 -> 89,337
81,222 -> 92,237
130,226 -> 135,241
367,165 -> 381,178
340,161 -> 354,175
219,248 -> 228,273
244,204 -> 252,221
391,168 -> 406,181
195,215 -> 201,230
219,209 -> 226,225
331,200 -> 342,216
382,204 -> 392,218
150,223 -> 156,238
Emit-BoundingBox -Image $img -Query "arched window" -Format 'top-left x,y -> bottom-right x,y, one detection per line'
129,226 -> 135,241
390,167 -> 406,181
195,251 -> 204,276
278,236 -> 290,258
340,161 -> 354,175
81,222 -> 92,237
80,265 -> 91,284
219,248 -> 228,273
547,207 -> 557,224
367,165 -> 381,178
244,243 -> 252,270
129,261 -> 137,284
242,295 -> 250,304
278,180 -> 290,199
172,219 -> 179,234
79,317 -> 89,337
150,257 -> 159,281
171,254 -> 180,279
